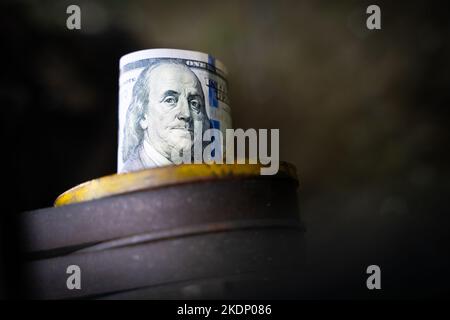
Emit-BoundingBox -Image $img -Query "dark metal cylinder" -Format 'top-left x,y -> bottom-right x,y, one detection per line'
20,163 -> 304,299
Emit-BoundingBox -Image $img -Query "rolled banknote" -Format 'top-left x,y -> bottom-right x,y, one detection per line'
118,49 -> 232,173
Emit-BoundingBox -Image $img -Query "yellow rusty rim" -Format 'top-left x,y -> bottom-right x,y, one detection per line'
54,162 -> 298,207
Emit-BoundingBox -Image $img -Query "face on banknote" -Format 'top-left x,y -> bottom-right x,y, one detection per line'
118,49 -> 232,173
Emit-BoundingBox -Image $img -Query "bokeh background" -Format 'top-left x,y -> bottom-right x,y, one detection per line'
1,0 -> 449,298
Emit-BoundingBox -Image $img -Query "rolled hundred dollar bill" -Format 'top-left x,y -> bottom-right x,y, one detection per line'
118,49 -> 232,173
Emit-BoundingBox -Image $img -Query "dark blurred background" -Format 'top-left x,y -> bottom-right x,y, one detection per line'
1,0 -> 449,298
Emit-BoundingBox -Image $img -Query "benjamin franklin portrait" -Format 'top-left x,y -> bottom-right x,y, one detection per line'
122,61 -> 210,172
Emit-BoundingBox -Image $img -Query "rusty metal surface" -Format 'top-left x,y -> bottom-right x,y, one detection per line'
21,178 -> 300,257
25,228 -> 305,299
21,165 -> 303,299
54,162 -> 298,207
